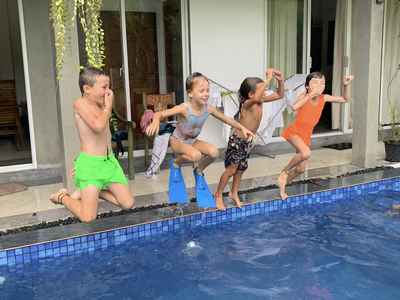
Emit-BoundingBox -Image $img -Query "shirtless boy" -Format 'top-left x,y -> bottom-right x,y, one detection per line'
214,69 -> 284,210
50,67 -> 134,222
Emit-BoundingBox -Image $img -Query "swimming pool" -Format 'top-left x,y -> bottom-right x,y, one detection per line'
1,177 -> 400,299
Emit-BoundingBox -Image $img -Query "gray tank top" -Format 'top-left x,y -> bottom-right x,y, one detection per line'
173,103 -> 210,141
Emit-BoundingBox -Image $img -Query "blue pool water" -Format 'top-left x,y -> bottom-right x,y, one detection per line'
1,190 -> 400,299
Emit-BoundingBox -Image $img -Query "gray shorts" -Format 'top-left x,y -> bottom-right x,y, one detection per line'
172,130 -> 197,145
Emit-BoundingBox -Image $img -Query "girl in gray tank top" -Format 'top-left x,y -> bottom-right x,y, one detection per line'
172,102 -> 210,144
145,72 -> 254,208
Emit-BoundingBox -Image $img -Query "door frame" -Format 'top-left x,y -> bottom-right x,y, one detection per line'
0,0 -> 37,173
341,0 -> 352,134
120,0 -> 133,122
265,0 -> 353,144
181,0 -> 191,88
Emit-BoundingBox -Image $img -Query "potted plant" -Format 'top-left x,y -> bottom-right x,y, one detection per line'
384,100 -> 400,162
383,62 -> 400,162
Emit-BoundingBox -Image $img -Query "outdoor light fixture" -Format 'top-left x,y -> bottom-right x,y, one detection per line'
376,0 -> 384,4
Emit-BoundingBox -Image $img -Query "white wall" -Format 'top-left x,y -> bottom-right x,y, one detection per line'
190,0 -> 266,147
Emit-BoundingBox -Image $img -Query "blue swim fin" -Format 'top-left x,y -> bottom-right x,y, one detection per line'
168,160 -> 188,204
194,170 -> 216,208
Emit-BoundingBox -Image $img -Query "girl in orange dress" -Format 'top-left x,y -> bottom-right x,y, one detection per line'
278,72 -> 354,199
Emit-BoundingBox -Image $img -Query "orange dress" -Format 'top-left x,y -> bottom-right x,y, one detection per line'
281,95 -> 325,146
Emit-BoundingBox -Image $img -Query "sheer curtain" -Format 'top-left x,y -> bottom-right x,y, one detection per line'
267,0 -> 299,77
381,0 -> 400,125
267,0 -> 302,132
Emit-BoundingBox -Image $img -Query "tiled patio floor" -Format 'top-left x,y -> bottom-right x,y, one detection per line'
0,143 -> 389,232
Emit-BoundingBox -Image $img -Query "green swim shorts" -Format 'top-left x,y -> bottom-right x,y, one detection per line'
73,152 -> 128,190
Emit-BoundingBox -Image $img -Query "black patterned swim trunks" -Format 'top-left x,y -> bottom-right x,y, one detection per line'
224,133 -> 253,171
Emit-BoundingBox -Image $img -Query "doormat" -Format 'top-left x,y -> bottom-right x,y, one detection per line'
323,142 -> 352,151
0,183 -> 27,197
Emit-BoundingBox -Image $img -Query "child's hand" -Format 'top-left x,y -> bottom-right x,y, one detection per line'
343,75 -> 354,86
105,89 -> 114,109
273,70 -> 284,81
145,119 -> 160,136
240,126 -> 255,142
308,88 -> 321,99
266,68 -> 274,81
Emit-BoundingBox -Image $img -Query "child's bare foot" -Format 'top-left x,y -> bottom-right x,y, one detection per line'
70,190 -> 80,200
214,193 -> 226,210
278,171 -> 288,200
392,204 -> 400,211
49,188 -> 68,205
229,192 -> 242,208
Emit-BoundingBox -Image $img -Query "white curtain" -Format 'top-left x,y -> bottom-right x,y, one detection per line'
267,0 -> 298,77
331,0 -> 347,129
267,0 -> 300,131
381,0 -> 400,125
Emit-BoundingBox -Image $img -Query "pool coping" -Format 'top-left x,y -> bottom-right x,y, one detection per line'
0,163 -> 363,233
1,167 -> 400,267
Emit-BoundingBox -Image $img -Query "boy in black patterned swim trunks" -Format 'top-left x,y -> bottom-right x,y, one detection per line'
214,69 -> 284,210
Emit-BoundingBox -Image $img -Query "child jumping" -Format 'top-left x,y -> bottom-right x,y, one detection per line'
50,67 -> 134,223
214,69 -> 285,210
278,72 -> 354,200
145,72 -> 254,208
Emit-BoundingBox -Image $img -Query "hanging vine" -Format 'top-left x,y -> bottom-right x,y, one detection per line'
49,0 -> 105,79
49,0 -> 68,79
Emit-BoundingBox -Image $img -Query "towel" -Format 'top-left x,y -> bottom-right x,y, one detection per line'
209,83 -> 223,107
145,133 -> 171,177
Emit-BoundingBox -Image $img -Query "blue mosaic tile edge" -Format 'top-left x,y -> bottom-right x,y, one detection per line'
1,176 -> 399,267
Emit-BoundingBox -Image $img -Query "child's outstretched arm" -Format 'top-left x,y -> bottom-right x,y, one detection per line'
146,104 -> 186,136
325,75 -> 354,103
262,69 -> 285,103
208,106 -> 255,141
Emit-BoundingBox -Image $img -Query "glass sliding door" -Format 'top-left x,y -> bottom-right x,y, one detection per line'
309,0 -> 338,133
380,0 -> 400,126
93,0 -> 184,151
78,0 -> 132,155
310,0 -> 351,133
123,0 -> 184,150
100,0 -> 131,138
0,0 -> 33,167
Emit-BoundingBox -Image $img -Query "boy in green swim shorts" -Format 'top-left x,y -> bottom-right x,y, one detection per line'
50,67 -> 134,223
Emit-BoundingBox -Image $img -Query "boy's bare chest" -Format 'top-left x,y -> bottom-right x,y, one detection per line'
243,104 -> 262,120
240,104 -> 263,132
75,113 -> 107,138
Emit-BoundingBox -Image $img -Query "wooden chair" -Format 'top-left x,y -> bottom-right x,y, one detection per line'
0,80 -> 24,150
142,92 -> 176,166
109,69 -> 136,179
112,104 -> 136,180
